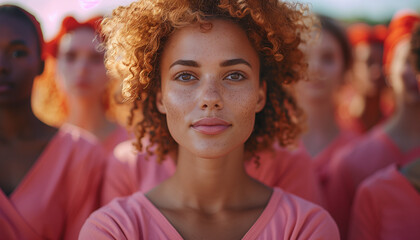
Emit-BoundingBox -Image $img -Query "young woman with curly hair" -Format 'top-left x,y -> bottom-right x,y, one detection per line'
32,16 -> 129,154
80,0 -> 339,239
0,5 -> 107,240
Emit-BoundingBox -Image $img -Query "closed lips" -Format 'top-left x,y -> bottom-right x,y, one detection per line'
191,118 -> 231,135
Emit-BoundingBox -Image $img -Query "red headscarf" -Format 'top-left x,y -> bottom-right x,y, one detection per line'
347,23 -> 387,46
44,16 -> 102,58
383,10 -> 420,74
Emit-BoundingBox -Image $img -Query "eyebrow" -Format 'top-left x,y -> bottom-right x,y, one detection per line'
220,58 -> 252,68
10,40 -> 27,47
170,58 -> 252,69
170,60 -> 200,68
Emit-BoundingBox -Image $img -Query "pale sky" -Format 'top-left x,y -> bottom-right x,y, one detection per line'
1,0 -> 419,40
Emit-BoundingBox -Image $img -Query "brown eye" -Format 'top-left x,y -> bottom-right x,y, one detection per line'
174,72 -> 197,82
225,72 -> 245,81
11,49 -> 28,58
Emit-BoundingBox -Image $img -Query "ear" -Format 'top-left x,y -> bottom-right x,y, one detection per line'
156,90 -> 166,114
255,81 -> 267,113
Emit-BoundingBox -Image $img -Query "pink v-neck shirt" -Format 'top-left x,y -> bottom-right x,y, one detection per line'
325,126 -> 420,238
0,124 -> 107,240
298,130 -> 359,194
349,164 -> 420,240
101,125 -> 130,155
101,141 -> 323,206
80,188 -> 339,239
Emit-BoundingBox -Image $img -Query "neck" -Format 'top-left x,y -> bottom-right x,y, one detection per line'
0,100 -> 51,141
66,95 -> 115,140
384,101 -> 420,152
170,144 -> 255,212
300,99 -> 340,156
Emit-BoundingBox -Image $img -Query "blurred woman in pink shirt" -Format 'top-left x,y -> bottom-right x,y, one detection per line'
327,11 -> 420,238
348,18 -> 420,240
0,5 -> 106,239
294,15 -> 359,195
32,16 -> 129,154
80,0 -> 339,239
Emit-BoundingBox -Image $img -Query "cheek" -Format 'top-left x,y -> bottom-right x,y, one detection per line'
161,87 -> 193,131
228,88 -> 259,131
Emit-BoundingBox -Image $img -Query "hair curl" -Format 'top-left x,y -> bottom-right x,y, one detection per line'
101,0 -> 313,162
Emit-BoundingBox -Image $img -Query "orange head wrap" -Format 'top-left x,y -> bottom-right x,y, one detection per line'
383,11 -> 420,74
347,23 -> 387,46
44,15 -> 102,58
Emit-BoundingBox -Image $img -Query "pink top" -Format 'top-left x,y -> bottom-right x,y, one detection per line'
81,188 -> 339,240
101,141 -> 323,206
0,124 -> 107,240
349,164 -> 420,240
299,131 -> 359,189
101,125 -> 130,155
325,126 -> 420,238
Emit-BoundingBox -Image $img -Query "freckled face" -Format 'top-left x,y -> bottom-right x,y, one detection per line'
157,19 -> 266,159
296,30 -> 345,102
57,28 -> 108,98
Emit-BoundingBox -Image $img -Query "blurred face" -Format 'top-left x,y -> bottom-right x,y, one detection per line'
389,38 -> 420,105
157,19 -> 266,159
296,30 -> 345,102
353,42 -> 385,96
0,15 -> 43,105
57,27 -> 108,98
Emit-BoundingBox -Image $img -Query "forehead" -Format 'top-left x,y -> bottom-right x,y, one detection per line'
58,27 -> 98,53
0,14 -> 39,48
161,19 -> 259,63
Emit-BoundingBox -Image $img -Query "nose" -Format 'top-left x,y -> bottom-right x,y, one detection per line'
74,57 -> 89,77
199,78 -> 223,110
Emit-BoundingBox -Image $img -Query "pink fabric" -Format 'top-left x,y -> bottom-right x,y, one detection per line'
101,141 -> 323,206
299,131 -> 359,190
0,124 -> 106,240
81,188 -> 339,240
101,125 -> 130,155
325,126 -> 420,238
349,164 -> 420,240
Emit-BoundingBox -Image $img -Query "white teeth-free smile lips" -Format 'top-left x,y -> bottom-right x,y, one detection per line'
191,117 -> 231,135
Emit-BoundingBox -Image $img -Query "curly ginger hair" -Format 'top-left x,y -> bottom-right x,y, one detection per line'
101,0 -> 313,162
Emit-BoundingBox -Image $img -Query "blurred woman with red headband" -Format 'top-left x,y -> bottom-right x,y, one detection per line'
327,11 -> 420,239
342,23 -> 393,133
33,16 -> 129,155
348,23 -> 420,240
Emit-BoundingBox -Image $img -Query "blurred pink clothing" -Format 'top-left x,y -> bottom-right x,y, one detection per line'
326,126 -> 420,238
80,188 -> 339,240
0,124 -> 106,240
299,131 -> 359,190
102,141 -> 323,206
349,164 -> 420,240
101,125 -> 130,155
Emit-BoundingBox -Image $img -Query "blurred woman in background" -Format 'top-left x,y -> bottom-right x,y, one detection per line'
343,23 -> 392,133
33,16 -> 129,154
0,5 -> 106,239
328,11 -> 420,238
295,15 -> 359,193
